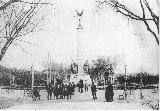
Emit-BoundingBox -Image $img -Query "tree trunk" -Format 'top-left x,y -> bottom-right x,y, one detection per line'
106,75 -> 109,84
104,76 -> 107,85
0,40 -> 10,61
0,0 -> 20,11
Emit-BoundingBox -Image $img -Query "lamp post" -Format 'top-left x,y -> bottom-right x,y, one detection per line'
140,74 -> 143,98
124,64 -> 127,99
31,65 -> 34,90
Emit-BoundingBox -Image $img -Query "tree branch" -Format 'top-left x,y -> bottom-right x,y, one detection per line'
97,0 -> 159,45
13,42 -> 30,54
143,0 -> 159,34
140,0 -> 159,45
19,0 -> 53,5
0,0 -> 53,11
15,39 -> 38,46
0,0 -> 49,61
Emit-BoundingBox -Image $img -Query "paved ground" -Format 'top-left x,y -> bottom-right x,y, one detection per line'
6,87 -> 152,110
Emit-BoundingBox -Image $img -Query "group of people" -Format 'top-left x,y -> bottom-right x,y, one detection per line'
32,82 -> 76,101
46,82 -> 76,100
90,82 -> 114,102
77,80 -> 89,93
32,80 -> 114,102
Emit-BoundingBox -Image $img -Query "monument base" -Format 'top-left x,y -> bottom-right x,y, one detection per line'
70,73 -> 92,85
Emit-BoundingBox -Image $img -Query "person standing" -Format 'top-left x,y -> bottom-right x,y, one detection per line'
47,84 -> 53,100
54,84 -> 60,99
84,81 -> 88,92
59,84 -> 64,99
79,80 -> 84,93
108,83 -> 114,101
91,82 -> 97,100
63,84 -> 68,99
105,82 -> 114,102
33,87 -> 40,101
71,82 -> 75,95
105,85 -> 109,102
77,82 -> 80,92
67,83 -> 72,99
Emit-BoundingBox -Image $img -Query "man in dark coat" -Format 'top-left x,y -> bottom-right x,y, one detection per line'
47,84 -> 53,100
54,84 -> 60,99
84,81 -> 88,92
67,83 -> 72,99
63,84 -> 68,99
105,85 -> 109,102
71,82 -> 75,94
77,82 -> 80,92
91,82 -> 97,100
79,80 -> 84,93
59,84 -> 64,99
105,82 -> 114,102
33,87 -> 40,101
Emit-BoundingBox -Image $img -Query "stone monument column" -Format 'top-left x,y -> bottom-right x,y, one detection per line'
69,10 -> 91,84
76,10 -> 84,74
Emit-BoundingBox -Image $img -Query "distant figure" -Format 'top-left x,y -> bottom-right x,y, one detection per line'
59,84 -> 64,99
77,82 -> 80,92
11,82 -> 15,93
53,84 -> 58,99
79,80 -> 84,93
84,81 -> 88,92
33,87 -> 40,101
47,84 -> 53,100
71,82 -> 75,94
105,82 -> 114,102
55,84 -> 60,99
63,84 -> 68,99
67,83 -> 72,99
91,82 -> 97,100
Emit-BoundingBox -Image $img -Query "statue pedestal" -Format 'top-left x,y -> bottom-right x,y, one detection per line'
70,60 -> 92,85
70,73 -> 91,85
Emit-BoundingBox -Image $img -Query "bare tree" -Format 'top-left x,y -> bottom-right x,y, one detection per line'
0,0 -> 52,61
43,61 -> 70,83
97,0 -> 159,45
0,0 -> 52,11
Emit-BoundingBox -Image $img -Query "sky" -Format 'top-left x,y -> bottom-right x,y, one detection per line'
0,0 -> 159,74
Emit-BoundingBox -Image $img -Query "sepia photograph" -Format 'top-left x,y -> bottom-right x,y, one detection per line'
0,0 -> 159,110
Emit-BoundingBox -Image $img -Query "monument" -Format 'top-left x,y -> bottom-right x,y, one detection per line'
69,10 -> 91,84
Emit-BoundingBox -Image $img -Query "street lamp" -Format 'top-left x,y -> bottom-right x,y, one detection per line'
124,64 -> 127,99
140,74 -> 143,98
31,65 -> 34,90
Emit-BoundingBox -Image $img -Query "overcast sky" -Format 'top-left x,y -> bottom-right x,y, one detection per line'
1,0 -> 159,74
